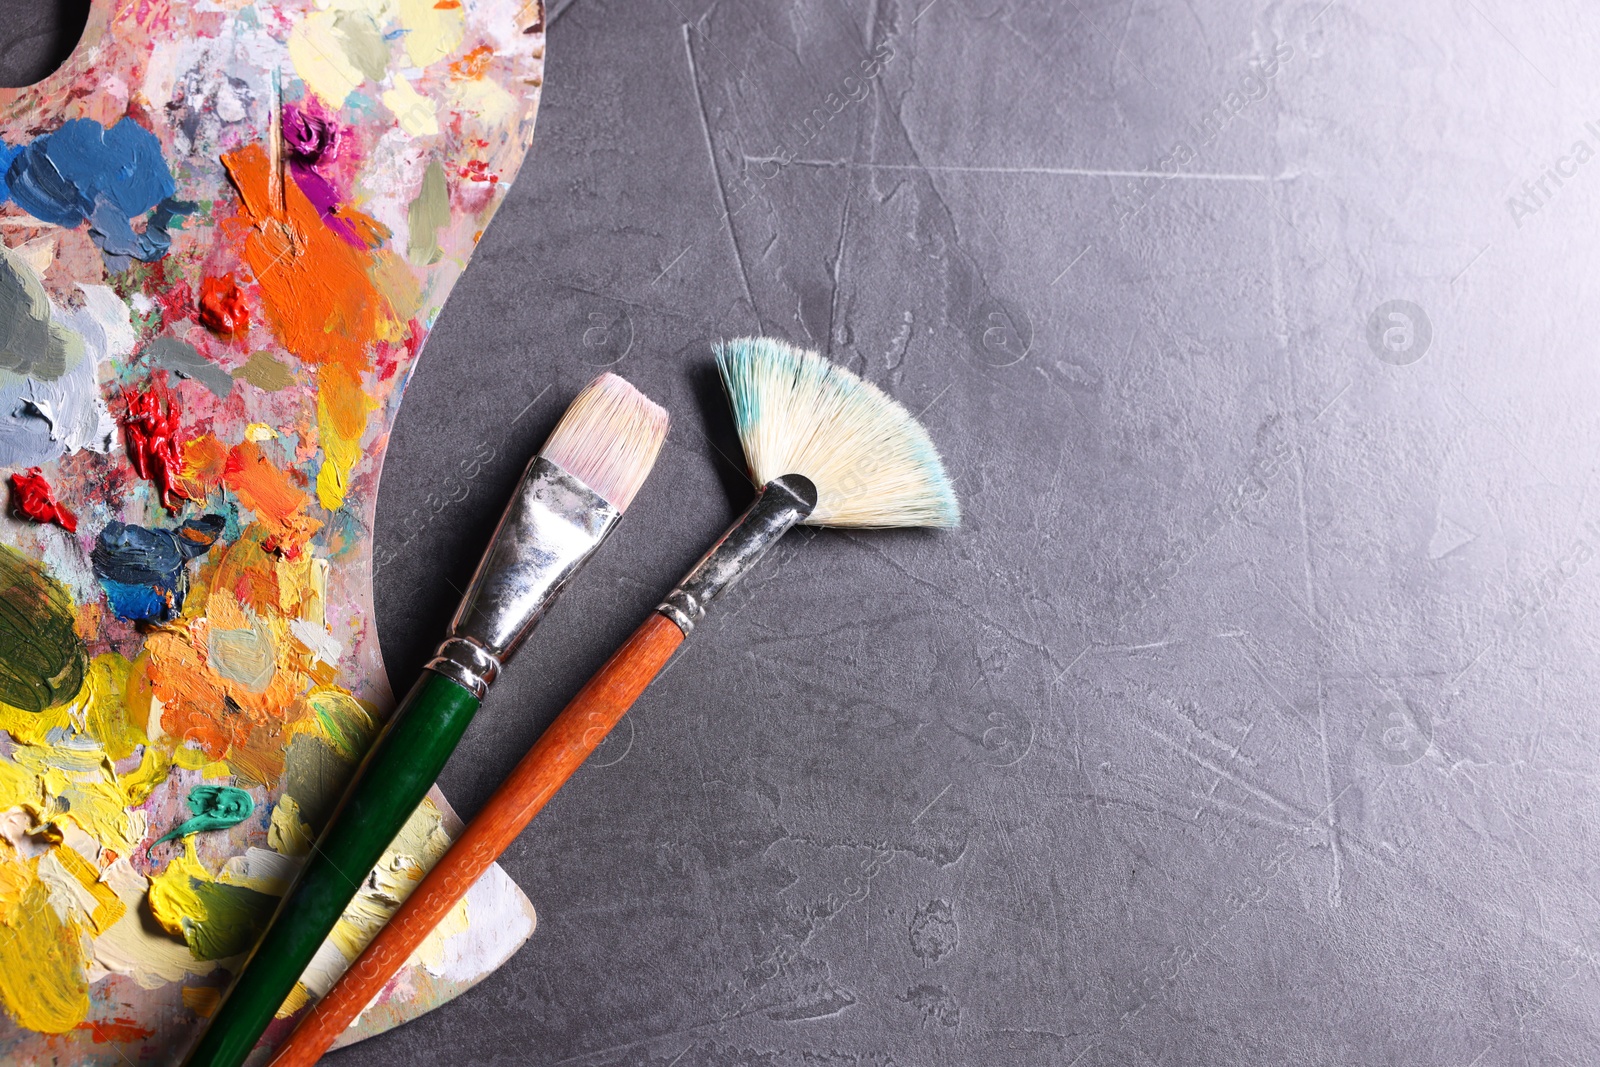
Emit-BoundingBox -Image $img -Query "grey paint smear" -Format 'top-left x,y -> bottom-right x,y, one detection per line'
0,272 -> 119,468
0,245 -> 80,380
143,336 -> 234,398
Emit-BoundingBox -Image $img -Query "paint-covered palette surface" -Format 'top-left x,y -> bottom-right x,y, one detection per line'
0,0 -> 545,1058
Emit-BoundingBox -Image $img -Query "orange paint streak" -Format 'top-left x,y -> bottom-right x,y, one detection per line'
215,521 -> 320,617
178,433 -> 229,500
221,143 -> 396,376
214,537 -> 284,618
221,143 -> 398,509
451,44 -> 495,80
223,441 -> 308,528
136,634 -> 230,755
227,723 -> 289,786
134,521 -> 326,760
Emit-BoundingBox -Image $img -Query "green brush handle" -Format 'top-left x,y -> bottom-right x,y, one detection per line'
181,670 -> 482,1067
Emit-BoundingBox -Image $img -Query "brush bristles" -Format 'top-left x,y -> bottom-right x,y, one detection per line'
714,338 -> 960,528
539,373 -> 669,511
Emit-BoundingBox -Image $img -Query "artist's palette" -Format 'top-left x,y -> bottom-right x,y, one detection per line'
0,0 -> 545,1058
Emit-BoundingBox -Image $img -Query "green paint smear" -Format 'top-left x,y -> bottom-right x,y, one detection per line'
407,160 -> 448,266
183,881 -> 278,961
283,734 -> 352,833
0,544 -> 87,713
335,10 -> 390,82
234,350 -> 295,392
147,785 -> 255,855
307,687 -> 378,763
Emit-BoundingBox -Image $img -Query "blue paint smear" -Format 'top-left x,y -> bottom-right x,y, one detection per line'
0,142 -> 18,204
3,118 -> 195,266
91,514 -> 224,623
98,579 -> 171,623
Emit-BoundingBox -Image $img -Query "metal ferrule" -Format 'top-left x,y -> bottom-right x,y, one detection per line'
426,456 -> 620,698
657,475 -> 817,636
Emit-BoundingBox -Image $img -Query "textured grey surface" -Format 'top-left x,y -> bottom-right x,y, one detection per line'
0,0 -> 85,88
12,0 -> 1600,1064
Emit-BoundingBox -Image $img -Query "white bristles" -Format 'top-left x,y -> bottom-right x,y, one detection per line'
539,373 -> 669,511
715,338 -> 960,528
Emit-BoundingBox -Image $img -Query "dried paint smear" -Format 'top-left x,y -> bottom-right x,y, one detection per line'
0,0 -> 546,1058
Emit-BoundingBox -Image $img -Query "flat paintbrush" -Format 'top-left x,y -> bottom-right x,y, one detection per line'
182,373 -> 669,1067
268,338 -> 958,1066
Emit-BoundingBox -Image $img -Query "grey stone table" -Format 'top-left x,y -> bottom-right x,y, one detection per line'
12,1 -> 1600,1064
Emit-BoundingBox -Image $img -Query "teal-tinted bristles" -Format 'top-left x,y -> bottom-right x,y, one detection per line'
713,338 -> 960,529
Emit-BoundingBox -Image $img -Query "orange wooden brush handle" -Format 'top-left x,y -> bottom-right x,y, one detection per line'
269,612 -> 685,1067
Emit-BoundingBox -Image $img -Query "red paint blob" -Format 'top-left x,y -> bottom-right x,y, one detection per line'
458,159 -> 499,183
198,275 -> 250,337
122,376 -> 191,513
8,468 -> 78,532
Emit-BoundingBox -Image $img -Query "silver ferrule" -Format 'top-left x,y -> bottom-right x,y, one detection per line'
426,456 -> 620,698
657,475 -> 817,636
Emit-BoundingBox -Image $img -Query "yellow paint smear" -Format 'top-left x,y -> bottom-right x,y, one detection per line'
0,868 -> 90,1033
383,76 -> 439,136
81,653 -> 143,763
147,841 -> 211,938
268,795 -> 314,857
275,980 -> 312,1018
0,662 -> 168,856
91,859 -> 219,989
288,11 -> 366,107
173,746 -> 211,771
48,843 -> 126,933
173,747 -> 246,782
284,797 -> 453,1010
413,888 -> 471,974
316,363 -> 374,511
451,77 -> 517,132
399,0 -> 466,67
